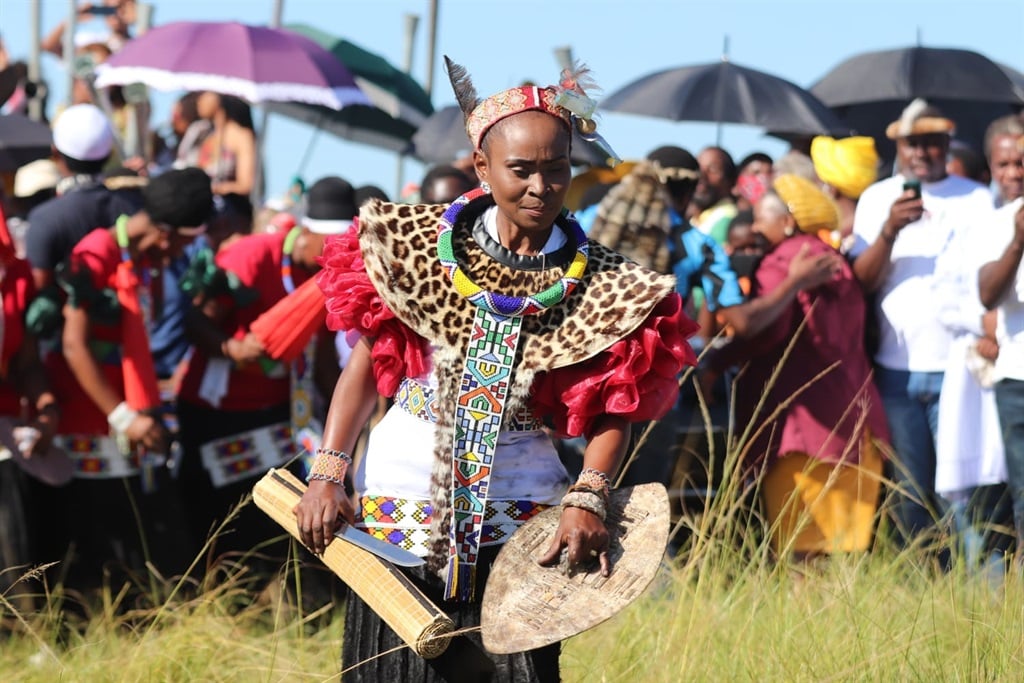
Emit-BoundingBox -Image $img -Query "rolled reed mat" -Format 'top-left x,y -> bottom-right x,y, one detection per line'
253,468 -> 455,658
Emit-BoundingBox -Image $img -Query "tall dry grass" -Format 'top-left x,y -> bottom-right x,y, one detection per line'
4,337 -> 1024,681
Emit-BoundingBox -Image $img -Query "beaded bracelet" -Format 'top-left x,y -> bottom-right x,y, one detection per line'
306,448 -> 352,485
562,489 -> 608,522
576,467 -> 611,497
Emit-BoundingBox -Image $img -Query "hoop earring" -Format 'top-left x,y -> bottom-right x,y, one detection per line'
480,181 -> 491,194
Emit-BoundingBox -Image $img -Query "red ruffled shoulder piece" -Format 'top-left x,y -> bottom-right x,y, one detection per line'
317,222 -> 429,396
530,292 -> 698,438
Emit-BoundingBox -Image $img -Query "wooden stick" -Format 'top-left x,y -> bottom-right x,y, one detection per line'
253,468 -> 454,658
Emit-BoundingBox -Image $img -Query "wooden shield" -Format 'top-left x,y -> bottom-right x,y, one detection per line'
481,483 -> 669,654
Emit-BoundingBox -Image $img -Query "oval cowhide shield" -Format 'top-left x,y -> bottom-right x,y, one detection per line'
481,483 -> 669,654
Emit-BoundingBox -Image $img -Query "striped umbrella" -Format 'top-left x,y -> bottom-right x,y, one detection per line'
263,24 -> 434,152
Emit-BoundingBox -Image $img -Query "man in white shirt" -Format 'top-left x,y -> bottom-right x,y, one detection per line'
850,100 -> 994,546
978,194 -> 1024,554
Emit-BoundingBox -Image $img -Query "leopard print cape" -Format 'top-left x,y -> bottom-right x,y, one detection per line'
357,197 -> 676,576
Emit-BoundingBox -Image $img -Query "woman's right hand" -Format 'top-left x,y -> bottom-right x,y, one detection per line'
294,480 -> 355,555
788,243 -> 841,290
223,333 -> 265,364
126,414 -> 168,453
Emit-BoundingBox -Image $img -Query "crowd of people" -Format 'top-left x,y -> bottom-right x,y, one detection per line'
2,5 -> 1024,680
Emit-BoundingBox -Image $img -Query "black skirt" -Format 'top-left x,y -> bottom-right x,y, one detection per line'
341,546 -> 560,683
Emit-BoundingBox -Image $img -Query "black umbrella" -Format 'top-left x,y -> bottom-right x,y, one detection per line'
410,105 -> 613,167
811,46 -> 1024,160
0,114 -> 52,172
600,60 -> 848,139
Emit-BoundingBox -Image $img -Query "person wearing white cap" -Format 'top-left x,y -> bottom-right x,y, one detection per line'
24,104 -> 142,293
174,175 -> 357,579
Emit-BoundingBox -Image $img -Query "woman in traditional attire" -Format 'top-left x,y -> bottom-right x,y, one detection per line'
711,174 -> 890,560
177,176 -> 353,569
295,60 -> 697,682
52,168 -> 211,594
0,205 -> 62,611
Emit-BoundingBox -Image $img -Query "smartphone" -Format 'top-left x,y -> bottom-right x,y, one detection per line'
84,5 -> 119,16
902,178 -> 921,200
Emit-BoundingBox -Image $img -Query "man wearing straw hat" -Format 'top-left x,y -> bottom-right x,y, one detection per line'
176,175 -> 355,572
848,99 -> 994,550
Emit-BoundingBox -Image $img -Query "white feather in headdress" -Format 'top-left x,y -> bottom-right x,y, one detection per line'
898,98 -> 930,137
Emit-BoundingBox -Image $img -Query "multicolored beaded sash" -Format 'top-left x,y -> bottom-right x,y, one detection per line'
436,189 -> 588,601
357,495 -> 547,555
198,422 -> 295,488
61,435 -> 140,479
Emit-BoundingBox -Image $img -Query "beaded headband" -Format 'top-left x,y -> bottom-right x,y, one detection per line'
445,56 -> 620,164
466,85 -> 571,150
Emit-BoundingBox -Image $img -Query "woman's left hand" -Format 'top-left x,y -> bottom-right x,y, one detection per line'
537,506 -> 611,577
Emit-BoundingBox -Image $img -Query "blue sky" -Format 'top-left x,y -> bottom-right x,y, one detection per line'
3,0 -> 1023,200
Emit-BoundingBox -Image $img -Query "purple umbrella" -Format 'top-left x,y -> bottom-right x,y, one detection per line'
95,21 -> 369,110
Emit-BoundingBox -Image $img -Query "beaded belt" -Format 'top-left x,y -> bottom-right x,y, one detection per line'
60,434 -> 140,479
199,422 -> 296,488
356,494 -> 547,554
395,377 -> 543,431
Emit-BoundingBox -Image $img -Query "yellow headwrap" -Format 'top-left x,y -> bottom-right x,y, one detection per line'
810,136 -> 879,200
772,174 -> 839,235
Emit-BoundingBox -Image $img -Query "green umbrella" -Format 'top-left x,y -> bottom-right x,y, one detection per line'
265,24 -> 433,153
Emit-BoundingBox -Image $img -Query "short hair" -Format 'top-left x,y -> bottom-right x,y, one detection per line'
701,146 -> 738,183
421,164 -> 471,188
60,152 -> 107,176
738,152 -> 772,173
773,151 -> 818,182
758,190 -> 789,218
420,164 -> 475,203
984,115 -> 1024,160
355,184 -> 390,206
948,140 -> 989,183
143,167 -> 214,229
178,92 -> 201,125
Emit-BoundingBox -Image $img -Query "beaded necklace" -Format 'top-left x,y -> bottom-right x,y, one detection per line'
280,226 -> 301,294
436,187 -> 589,316
279,225 -> 321,472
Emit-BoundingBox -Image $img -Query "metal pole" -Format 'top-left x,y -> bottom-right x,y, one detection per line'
253,0 -> 285,209
28,0 -> 43,120
64,0 -> 77,107
715,35 -> 729,147
423,0 -> 439,97
395,14 -> 420,198
553,46 -> 574,72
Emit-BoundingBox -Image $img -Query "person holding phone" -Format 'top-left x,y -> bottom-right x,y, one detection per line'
848,100 -> 997,555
